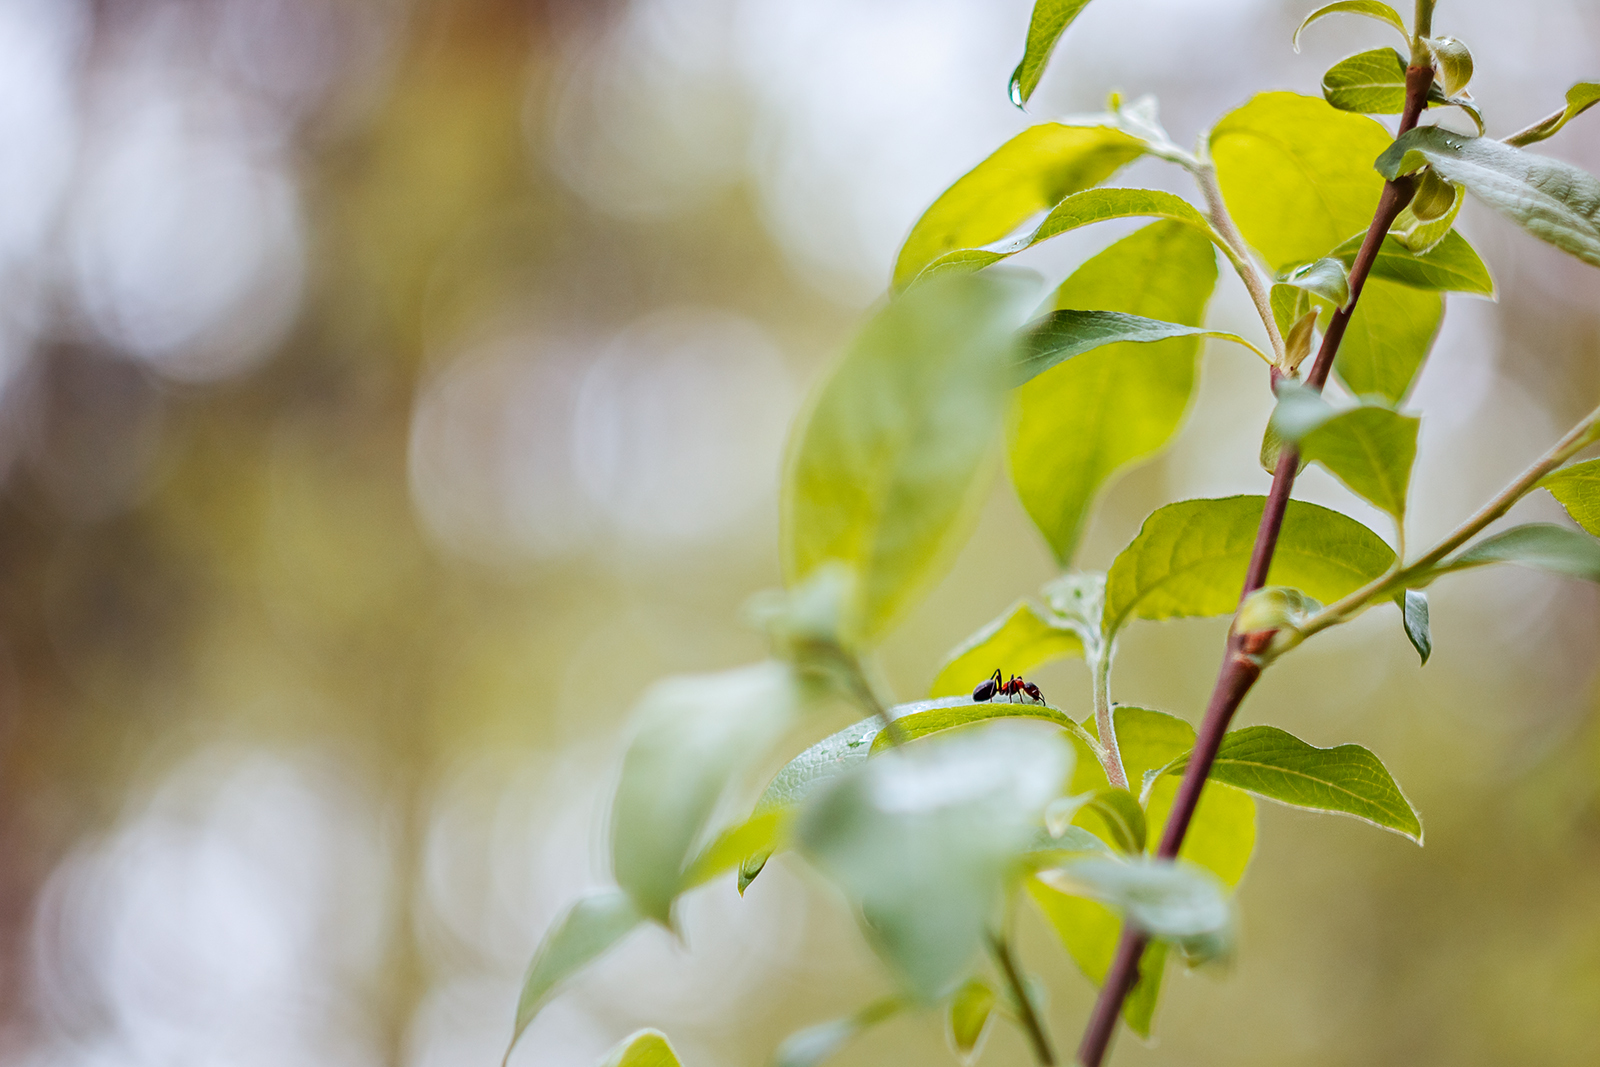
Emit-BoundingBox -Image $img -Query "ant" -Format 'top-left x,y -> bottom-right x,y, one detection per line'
971,668 -> 1045,705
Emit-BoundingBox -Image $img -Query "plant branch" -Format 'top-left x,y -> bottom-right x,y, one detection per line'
1072,60 -> 1435,1067
991,932 -> 1056,1065
1193,161 -> 1288,366
1295,401 -> 1600,640
1091,649 -> 1129,790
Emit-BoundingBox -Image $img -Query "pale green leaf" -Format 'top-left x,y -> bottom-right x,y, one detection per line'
1331,278 -> 1444,404
1540,458 -> 1600,536
1102,497 -> 1396,639
1234,585 -> 1323,635
1010,221 -> 1219,565
797,722 -> 1073,1001
506,891 -> 642,1064
612,663 -> 801,924
1281,257 -> 1352,309
1014,309 -> 1268,385
738,717 -> 881,893
1322,47 -> 1409,114
1441,523 -> 1600,581
1376,127 -> 1600,268
782,274 -> 1034,642
776,998 -> 905,1067
1292,1 -> 1409,52
911,188 -> 1218,285
893,124 -> 1144,289
1328,229 -> 1495,296
1077,787 -> 1148,854
1270,390 -> 1420,521
868,696 -> 1093,755
1397,589 -> 1432,664
928,600 -> 1084,699
1211,92 -> 1392,270
946,979 -> 997,1064
599,1030 -> 681,1067
1390,177 -> 1463,255
1506,82 -> 1600,148
1038,857 -> 1233,964
1010,0 -> 1097,106
1164,725 -> 1423,841
1025,885 -> 1168,1037
1425,36 -> 1473,97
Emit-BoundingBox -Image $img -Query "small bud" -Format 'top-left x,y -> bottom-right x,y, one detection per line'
1410,168 -> 1457,222
1426,36 -> 1474,98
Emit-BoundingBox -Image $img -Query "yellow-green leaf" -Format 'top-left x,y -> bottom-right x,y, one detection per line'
1292,1 -> 1409,52
1541,458 -> 1600,536
928,599 -> 1084,698
1102,497 -> 1395,639
1270,388 -> 1420,522
893,124 -> 1144,289
1506,82 -> 1600,147
1328,229 -> 1494,296
1009,0 -> 1098,106
1211,92 -> 1392,270
506,891 -> 642,1064
1331,278 -> 1444,404
782,274 -> 1034,642
599,1030 -> 682,1067
1010,221 -> 1219,565
946,978 -> 997,1064
1323,47 -> 1409,114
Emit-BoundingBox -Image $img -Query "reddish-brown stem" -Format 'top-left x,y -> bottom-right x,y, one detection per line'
1073,63 -> 1434,1067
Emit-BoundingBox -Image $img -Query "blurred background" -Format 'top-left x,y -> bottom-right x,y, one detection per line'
0,0 -> 1596,1065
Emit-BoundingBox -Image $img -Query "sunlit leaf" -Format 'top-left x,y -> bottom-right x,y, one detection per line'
680,811 -> 785,889
1292,1 -> 1409,53
1211,92 -> 1392,270
1376,127 -> 1600,269
796,722 -> 1072,1001
1270,387 -> 1420,521
1234,585 -> 1323,636
1009,0 -> 1098,106
1026,886 -> 1167,1037
1540,458 -> 1600,536
1039,857 -> 1233,964
946,978 -> 997,1064
1102,497 -> 1396,639
911,188 -> 1218,284
1076,787 -> 1148,854
1322,47 -> 1410,114
929,599 -> 1084,699
1013,308 -> 1268,385
1328,229 -> 1494,296
775,997 -> 905,1067
782,273 -> 1034,642
738,717 -> 882,893
868,696 -> 1091,755
1440,523 -> 1600,582
1331,278 -> 1444,404
1424,36 -> 1473,97
1162,725 -> 1423,842
1280,257 -> 1352,309
1010,221 -> 1219,565
1390,177 -> 1463,255
893,124 -> 1144,289
1506,82 -> 1600,147
506,891 -> 642,1064
612,662 -> 802,923
1398,589 -> 1432,664
598,1029 -> 682,1067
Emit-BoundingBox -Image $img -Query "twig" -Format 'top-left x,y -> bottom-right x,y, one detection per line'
990,932 -> 1056,1065
1193,162 -> 1288,366
1091,650 -> 1129,789
1071,51 -> 1438,1067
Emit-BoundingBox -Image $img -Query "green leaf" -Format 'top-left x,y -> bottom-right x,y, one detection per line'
946,979 -> 997,1064
738,717 -> 882,893
893,124 -> 1145,289
1331,278 -> 1444,404
1270,388 -> 1421,522
1010,221 -> 1219,565
1376,127 -> 1600,269
598,1030 -> 681,1067
680,811 -> 785,889
506,891 -> 642,1064
1102,497 -> 1396,639
1506,82 -> 1600,148
1292,1 -> 1409,52
612,662 -> 801,923
1211,92 -> 1392,270
1390,177 -> 1463,255
1009,0 -> 1097,106
1165,725 -> 1423,842
1540,458 -> 1600,536
1322,47 -> 1410,115
782,273 -> 1034,643
775,997 -> 905,1067
911,188 -> 1218,285
1281,257 -> 1352,309
868,696 -> 1092,755
796,722 -> 1072,1001
928,600 -> 1084,699
1077,788 -> 1148,854
1397,588 -> 1432,664
1328,229 -> 1495,296
1441,523 -> 1600,582
1014,309 -> 1269,385
1038,857 -> 1233,964
1026,885 -> 1168,1037
1424,36 -> 1473,97
1234,585 -> 1323,635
